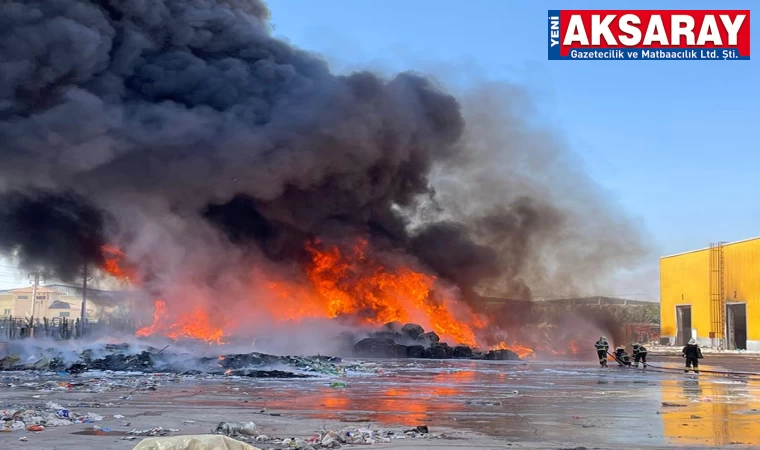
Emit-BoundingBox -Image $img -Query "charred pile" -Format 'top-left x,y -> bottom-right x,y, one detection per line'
352,323 -> 519,360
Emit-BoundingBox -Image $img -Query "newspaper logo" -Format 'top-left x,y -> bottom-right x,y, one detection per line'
548,10 -> 750,60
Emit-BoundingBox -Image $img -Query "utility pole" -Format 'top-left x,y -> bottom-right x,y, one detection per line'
28,271 -> 40,337
29,272 -> 40,318
80,262 -> 88,336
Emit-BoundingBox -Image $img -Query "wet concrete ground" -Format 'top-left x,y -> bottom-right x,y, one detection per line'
3,353 -> 760,449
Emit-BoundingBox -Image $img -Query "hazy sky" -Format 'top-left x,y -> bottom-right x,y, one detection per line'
1,2 -> 757,295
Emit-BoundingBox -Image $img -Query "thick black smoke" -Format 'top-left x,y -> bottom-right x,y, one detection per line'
0,191 -> 108,281
0,0 -> 647,324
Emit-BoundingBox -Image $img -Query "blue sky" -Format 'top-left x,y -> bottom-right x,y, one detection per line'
1,2 -> 757,294
265,0 -> 759,291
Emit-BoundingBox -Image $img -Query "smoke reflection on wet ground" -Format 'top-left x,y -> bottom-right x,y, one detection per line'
120,356 -> 760,447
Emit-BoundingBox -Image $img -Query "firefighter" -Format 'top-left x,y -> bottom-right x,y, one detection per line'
633,343 -> 648,368
594,336 -> 609,367
614,345 -> 631,366
683,338 -> 703,373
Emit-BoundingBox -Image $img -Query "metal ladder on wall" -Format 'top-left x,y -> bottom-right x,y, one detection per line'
709,242 -> 727,349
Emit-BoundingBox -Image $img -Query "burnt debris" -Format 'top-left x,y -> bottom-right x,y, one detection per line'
0,345 -> 350,378
352,322 -> 519,360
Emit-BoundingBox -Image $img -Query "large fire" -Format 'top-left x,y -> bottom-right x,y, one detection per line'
302,239 -> 478,346
103,239 -> 584,356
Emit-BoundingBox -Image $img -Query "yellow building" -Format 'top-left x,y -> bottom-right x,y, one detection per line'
661,237 -> 760,350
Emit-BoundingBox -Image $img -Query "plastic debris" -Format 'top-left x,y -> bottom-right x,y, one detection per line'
19,436 -> 28,441
114,414 -> 126,419
129,427 -> 177,437
0,403 -> 104,432
131,435 -> 260,450
329,382 -> 348,388
228,425 -> 440,449
216,422 -> 257,437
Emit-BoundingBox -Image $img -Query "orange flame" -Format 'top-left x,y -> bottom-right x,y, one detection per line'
165,307 -> 225,344
492,341 -> 535,359
136,299 -> 167,337
100,245 -> 137,282
136,299 -> 225,345
303,239 -> 478,346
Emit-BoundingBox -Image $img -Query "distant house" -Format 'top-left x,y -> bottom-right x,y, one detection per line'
0,286 -> 70,319
0,284 -> 132,321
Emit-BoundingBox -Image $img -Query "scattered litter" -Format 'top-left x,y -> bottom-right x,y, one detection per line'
0,403 -> 104,432
216,421 -> 257,437
184,420 -> 197,425
129,427 -> 179,437
18,436 -> 27,442
411,425 -> 428,434
661,402 -> 687,407
691,415 -> 702,419
223,425 -> 442,448
329,381 -> 348,388
114,414 -> 125,419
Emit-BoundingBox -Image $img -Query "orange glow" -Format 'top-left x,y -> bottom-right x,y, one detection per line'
131,238 -> 529,349
100,245 -> 137,282
166,307 -> 225,344
492,341 -> 535,359
136,299 -> 167,337
136,299 -> 225,345
302,239 -> 478,346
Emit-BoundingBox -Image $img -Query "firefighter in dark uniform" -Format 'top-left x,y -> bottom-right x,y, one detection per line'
683,338 -> 703,373
594,336 -> 609,367
633,343 -> 648,368
614,345 -> 632,366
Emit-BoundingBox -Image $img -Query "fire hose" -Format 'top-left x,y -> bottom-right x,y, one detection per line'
606,351 -> 760,378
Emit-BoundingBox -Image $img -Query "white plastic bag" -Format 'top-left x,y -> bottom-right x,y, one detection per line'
132,435 -> 260,450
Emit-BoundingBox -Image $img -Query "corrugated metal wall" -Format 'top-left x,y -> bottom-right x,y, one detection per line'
661,237 -> 760,344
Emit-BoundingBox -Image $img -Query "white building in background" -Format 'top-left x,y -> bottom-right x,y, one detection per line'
0,284 -> 132,321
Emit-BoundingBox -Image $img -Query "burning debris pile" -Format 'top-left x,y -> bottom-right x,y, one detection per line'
351,322 -> 520,360
0,0 -> 645,351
